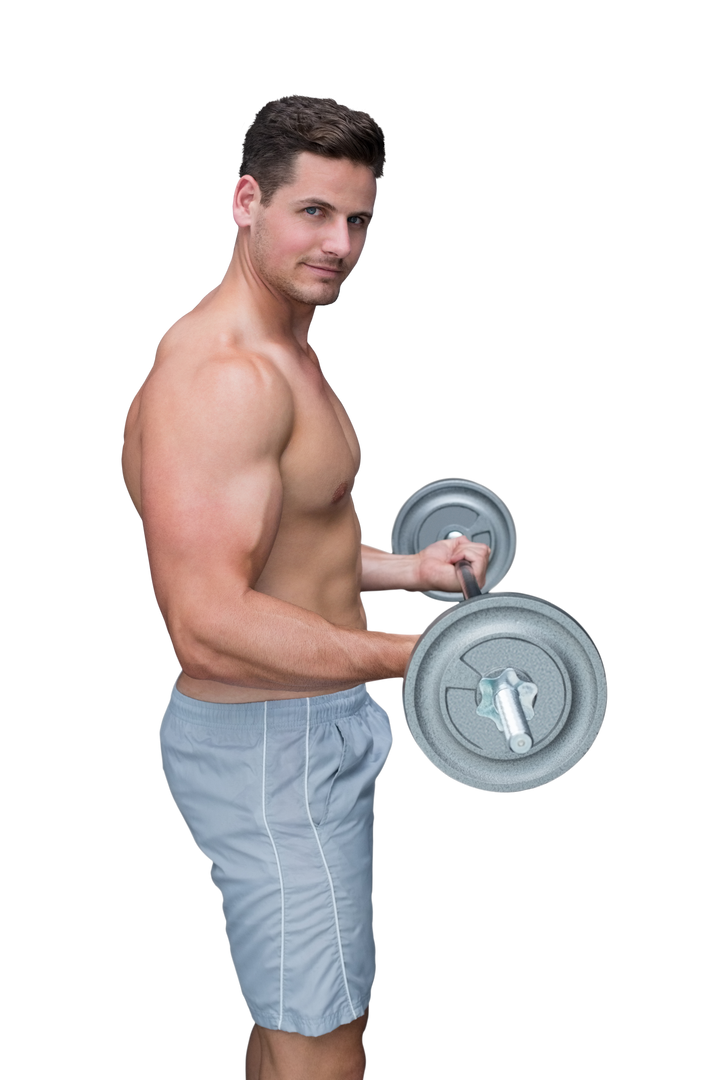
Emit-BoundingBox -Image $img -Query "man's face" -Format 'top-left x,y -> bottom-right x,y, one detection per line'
247,152 -> 377,307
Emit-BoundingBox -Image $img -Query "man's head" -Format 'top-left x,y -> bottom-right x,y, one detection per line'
234,96 -> 384,308
240,95 -> 385,205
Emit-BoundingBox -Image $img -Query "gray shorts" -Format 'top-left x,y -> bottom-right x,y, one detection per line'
160,683 -> 392,1037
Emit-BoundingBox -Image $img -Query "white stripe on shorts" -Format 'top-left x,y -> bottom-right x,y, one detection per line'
304,698 -> 358,1020
262,702 -> 286,1029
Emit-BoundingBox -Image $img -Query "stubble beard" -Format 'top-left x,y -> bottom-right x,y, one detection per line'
251,219 -> 346,307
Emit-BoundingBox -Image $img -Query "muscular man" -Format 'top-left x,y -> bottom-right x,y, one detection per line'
123,96 -> 489,1080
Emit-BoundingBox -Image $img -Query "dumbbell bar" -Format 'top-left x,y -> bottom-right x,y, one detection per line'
393,479 -> 607,793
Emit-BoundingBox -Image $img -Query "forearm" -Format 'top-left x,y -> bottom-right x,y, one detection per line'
360,545 -> 421,591
170,585 -> 418,691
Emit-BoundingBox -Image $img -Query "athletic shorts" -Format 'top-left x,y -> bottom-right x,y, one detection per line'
160,683 -> 392,1037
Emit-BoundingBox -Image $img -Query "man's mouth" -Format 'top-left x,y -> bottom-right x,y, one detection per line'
303,263 -> 344,278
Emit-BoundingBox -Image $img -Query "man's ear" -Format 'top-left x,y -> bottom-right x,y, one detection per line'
229,176 -> 260,228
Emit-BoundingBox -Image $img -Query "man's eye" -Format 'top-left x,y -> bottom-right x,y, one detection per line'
304,207 -> 367,224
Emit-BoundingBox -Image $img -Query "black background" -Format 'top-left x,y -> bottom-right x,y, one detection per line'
105,86 -> 626,1080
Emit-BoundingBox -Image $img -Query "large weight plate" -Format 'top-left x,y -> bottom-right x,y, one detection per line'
392,479 -> 516,600
404,593 -> 607,792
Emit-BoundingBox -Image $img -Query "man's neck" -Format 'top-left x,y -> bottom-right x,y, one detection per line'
207,231 -> 319,356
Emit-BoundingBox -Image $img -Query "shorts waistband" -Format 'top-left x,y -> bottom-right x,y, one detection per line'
167,682 -> 371,729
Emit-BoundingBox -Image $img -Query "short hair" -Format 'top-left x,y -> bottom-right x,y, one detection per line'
240,95 -> 385,203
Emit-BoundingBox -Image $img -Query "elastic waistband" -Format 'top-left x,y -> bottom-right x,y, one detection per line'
166,682 -> 371,729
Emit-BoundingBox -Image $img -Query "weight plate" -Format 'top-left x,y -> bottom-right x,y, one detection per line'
404,593 -> 607,792
392,479 -> 516,601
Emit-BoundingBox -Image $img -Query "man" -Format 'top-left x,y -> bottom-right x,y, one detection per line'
123,96 -> 489,1080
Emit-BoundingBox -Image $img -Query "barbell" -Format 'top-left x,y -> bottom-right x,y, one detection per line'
393,479 -> 607,792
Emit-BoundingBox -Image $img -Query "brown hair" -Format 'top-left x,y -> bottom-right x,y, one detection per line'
240,95 -> 385,203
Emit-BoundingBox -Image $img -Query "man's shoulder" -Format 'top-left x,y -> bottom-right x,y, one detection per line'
145,311 -> 294,418
133,340 -> 295,474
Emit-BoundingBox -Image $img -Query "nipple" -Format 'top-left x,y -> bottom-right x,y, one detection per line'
332,482 -> 349,504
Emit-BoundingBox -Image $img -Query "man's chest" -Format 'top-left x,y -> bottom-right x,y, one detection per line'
278,380 -> 361,516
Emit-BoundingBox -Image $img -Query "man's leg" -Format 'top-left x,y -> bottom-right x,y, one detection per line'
246,1025 -> 262,1077
246,1011 -> 368,1080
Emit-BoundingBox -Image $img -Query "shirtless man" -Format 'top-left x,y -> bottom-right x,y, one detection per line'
123,96 -> 490,1080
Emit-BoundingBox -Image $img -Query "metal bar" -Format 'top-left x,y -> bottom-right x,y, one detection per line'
455,559 -> 482,599
494,686 -> 534,754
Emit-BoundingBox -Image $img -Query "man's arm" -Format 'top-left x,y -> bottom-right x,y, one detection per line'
140,355 -> 417,692
360,540 -> 491,593
360,546 -> 418,591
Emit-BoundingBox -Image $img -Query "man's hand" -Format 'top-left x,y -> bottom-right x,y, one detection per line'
360,540 -> 491,594
413,538 -> 491,593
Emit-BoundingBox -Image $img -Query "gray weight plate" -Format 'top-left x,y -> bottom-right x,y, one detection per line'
404,593 -> 607,792
392,479 -> 516,601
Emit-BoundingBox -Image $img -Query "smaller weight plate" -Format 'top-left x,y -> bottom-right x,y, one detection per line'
404,593 -> 607,792
392,479 -> 516,601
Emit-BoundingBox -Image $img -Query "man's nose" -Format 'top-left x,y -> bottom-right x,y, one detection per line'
321,219 -> 351,260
